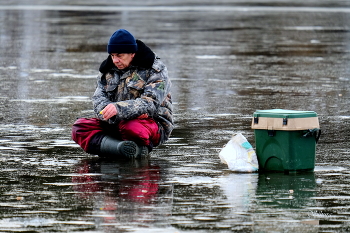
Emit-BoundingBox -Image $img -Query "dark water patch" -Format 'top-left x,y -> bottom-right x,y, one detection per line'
66,44 -> 107,52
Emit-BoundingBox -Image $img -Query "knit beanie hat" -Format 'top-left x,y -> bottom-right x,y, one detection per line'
107,29 -> 138,54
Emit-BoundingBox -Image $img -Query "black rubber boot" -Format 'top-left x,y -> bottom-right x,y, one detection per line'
99,136 -> 138,159
136,145 -> 149,159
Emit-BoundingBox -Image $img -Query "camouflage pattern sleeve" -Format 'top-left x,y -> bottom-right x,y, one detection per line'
114,61 -> 171,121
91,73 -> 113,121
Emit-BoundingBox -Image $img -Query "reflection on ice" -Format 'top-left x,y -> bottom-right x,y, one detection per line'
218,173 -> 258,212
9,96 -> 90,103
172,176 -> 216,185
49,73 -> 96,79
314,166 -> 347,172
196,55 -> 237,60
0,217 -> 56,228
0,146 -> 22,150
69,159 -> 174,230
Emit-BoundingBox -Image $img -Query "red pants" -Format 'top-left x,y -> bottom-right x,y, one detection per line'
72,118 -> 160,153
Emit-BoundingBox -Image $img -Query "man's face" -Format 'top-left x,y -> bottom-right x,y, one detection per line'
110,53 -> 135,70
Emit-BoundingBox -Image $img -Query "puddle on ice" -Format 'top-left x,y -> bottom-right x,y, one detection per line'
314,166 -> 347,172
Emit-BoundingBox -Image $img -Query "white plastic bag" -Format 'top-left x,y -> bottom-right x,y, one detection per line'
219,133 -> 259,172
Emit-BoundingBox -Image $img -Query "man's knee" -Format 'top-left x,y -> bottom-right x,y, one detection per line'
71,118 -> 104,151
73,118 -> 100,128
119,120 -> 150,144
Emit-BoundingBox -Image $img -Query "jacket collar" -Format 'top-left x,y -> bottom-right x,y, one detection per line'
99,39 -> 156,73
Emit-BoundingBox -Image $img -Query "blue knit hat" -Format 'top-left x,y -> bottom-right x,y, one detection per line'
107,29 -> 138,54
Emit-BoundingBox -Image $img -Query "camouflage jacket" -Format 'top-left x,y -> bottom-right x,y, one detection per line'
92,40 -> 174,144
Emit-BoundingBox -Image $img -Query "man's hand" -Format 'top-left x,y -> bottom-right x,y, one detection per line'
100,103 -> 118,120
138,113 -> 149,119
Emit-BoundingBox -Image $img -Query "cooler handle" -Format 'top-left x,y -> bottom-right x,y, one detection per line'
316,129 -> 321,144
303,128 -> 321,144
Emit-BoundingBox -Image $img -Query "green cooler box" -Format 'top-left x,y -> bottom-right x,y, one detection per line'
251,109 -> 321,172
